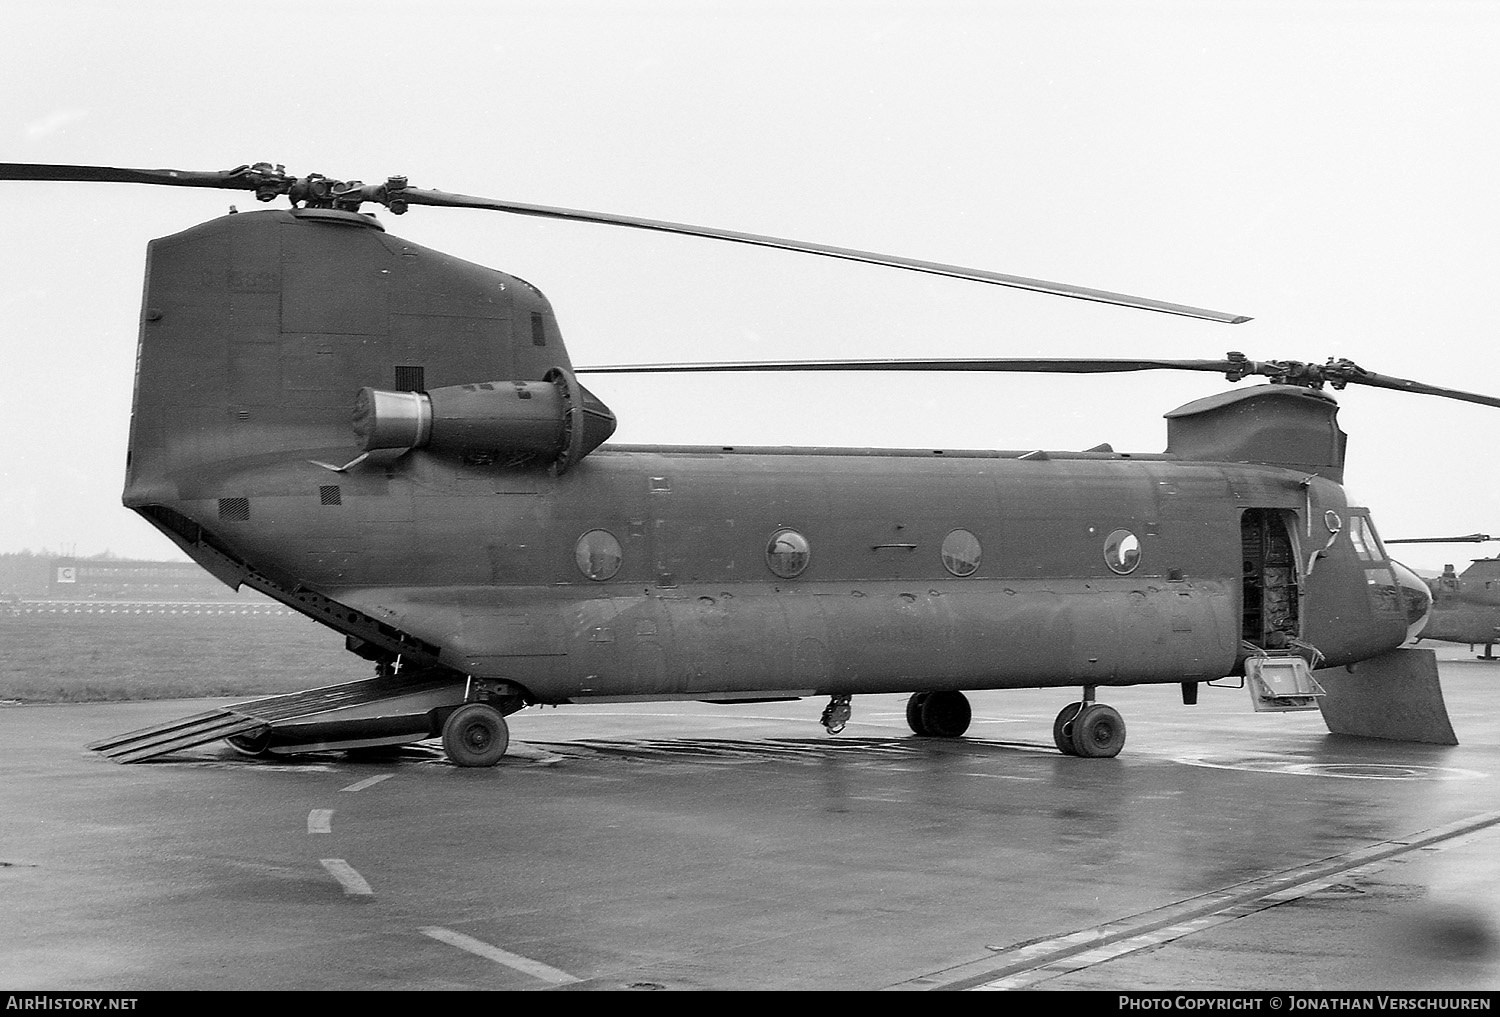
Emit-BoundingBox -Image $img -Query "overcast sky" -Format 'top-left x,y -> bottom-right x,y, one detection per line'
3,0 -> 1498,573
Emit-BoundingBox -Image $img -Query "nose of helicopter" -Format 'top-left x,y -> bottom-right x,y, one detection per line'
1390,559 -> 1434,643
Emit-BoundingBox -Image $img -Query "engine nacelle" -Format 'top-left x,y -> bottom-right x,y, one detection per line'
353,367 -> 616,472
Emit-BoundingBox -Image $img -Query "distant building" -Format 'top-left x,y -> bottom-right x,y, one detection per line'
0,553 -> 288,614
44,558 -> 230,600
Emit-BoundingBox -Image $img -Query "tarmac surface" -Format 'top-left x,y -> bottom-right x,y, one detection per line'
5,645 -> 1500,992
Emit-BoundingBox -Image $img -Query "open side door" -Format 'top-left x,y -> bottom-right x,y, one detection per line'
1241,508 -> 1323,710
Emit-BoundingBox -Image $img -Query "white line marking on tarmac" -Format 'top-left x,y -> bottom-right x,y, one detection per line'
420,927 -> 580,984
320,858 -> 373,895
341,774 -> 394,792
308,809 -> 333,834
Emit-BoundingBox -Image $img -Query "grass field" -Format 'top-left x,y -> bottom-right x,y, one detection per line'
0,612 -> 365,702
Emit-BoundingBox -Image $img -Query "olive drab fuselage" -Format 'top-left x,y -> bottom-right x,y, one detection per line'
123,208 -> 1425,706
1419,558 -> 1500,647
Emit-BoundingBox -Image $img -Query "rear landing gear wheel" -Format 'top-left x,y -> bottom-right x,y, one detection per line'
919,691 -> 972,738
1069,704 -> 1126,758
1052,703 -> 1083,756
442,703 -> 510,767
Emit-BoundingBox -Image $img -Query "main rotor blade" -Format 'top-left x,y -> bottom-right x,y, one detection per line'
1322,367 -> 1500,410
1387,534 -> 1497,544
404,187 -> 1250,324
575,357 -> 1235,375
0,162 -> 262,190
574,354 -> 1500,411
0,161 -> 1250,323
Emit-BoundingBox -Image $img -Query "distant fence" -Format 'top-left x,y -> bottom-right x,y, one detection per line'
6,600 -> 296,617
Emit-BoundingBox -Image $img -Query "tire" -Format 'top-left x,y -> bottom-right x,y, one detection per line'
905,692 -> 931,735
920,691 -> 972,738
1069,703 -> 1126,758
441,703 -> 510,767
1052,702 -> 1083,756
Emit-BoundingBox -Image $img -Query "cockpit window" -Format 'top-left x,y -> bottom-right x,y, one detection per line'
1347,515 -> 1386,563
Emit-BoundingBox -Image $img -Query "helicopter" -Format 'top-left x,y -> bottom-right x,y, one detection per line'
4,160 -> 1488,766
1386,534 -> 1500,660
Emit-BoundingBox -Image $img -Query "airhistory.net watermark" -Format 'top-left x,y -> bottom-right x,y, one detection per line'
5,998 -> 138,1011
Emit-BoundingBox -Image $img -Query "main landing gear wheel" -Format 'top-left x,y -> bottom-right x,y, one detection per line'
1069,703 -> 1126,758
442,703 -> 510,767
1052,703 -> 1084,756
905,691 -> 972,737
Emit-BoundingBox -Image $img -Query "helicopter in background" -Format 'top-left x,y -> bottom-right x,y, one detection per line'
1387,534 -> 1500,659
4,160 -> 1490,767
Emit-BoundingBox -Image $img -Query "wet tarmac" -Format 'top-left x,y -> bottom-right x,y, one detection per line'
4,645 -> 1500,991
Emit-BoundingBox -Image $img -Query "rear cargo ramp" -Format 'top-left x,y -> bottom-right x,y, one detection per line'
88,672 -> 468,763
87,710 -> 267,763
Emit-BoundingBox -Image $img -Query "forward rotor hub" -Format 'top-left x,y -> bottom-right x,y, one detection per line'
1226,352 -> 1371,390
232,162 -> 411,213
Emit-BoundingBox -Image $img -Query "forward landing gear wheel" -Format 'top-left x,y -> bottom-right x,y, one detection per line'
1069,704 -> 1126,758
1052,703 -> 1083,756
919,691 -> 972,738
226,727 -> 273,757
442,703 -> 510,767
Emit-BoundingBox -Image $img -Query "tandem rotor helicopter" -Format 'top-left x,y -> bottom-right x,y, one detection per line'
1387,534 -> 1500,660
6,160 -> 1494,765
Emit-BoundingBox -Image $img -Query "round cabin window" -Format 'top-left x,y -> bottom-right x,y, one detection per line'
1103,528 -> 1141,575
941,529 -> 982,577
765,528 -> 811,578
575,529 -> 623,581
